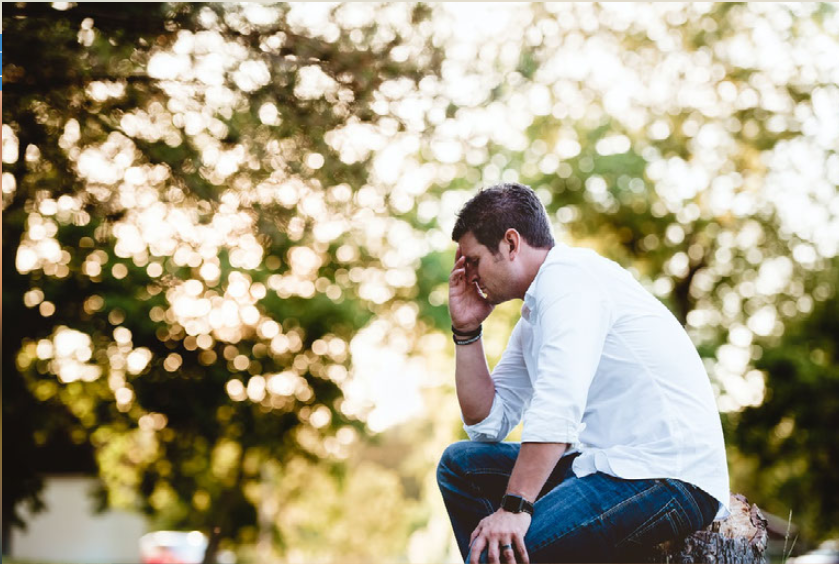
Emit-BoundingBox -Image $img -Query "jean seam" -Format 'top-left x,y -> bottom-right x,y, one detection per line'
668,479 -> 703,525
463,468 -> 514,491
604,480 -> 678,549
530,513 -> 601,553
617,499 -> 680,547
528,478 -> 665,553
464,469 -> 513,477
598,479 -> 666,524
480,497 -> 494,515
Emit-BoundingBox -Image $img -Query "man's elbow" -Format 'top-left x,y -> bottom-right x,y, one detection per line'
462,412 -> 488,426
464,425 -> 505,443
463,415 -> 512,443
459,400 -> 493,426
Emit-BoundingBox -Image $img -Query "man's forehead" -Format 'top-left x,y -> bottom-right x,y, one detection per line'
458,233 -> 484,256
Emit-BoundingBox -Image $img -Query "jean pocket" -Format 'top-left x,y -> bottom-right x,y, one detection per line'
617,498 -> 684,548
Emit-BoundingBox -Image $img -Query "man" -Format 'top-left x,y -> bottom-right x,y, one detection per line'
437,183 -> 730,564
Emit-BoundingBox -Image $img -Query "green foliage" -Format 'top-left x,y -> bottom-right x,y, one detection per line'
3,1 -> 443,557
4,2 -> 838,559
731,282 -> 839,540
421,2 -> 839,545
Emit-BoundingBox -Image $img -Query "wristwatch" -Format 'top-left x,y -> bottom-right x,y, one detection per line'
500,494 -> 534,515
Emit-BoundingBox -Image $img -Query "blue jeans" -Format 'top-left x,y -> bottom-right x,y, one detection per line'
437,441 -> 718,563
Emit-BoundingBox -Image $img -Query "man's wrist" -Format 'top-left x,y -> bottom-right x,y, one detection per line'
451,323 -> 482,336
452,323 -> 483,345
453,331 -> 482,346
500,493 -> 534,515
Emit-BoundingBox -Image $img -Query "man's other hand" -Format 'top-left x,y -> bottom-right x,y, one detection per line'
450,246 -> 494,332
469,509 -> 531,564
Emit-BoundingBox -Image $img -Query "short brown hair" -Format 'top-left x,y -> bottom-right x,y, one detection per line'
452,182 -> 555,254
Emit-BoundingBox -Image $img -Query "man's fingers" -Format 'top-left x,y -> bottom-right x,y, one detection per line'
501,539 -> 516,563
449,267 -> 466,286
469,536 -> 486,564
487,537 -> 501,564
514,535 -> 530,564
450,258 -> 465,278
469,524 -> 481,545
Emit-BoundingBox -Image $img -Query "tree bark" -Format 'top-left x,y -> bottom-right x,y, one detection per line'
645,493 -> 769,563
201,526 -> 222,564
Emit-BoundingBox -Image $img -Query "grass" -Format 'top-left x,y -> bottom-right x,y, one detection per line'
782,509 -> 799,564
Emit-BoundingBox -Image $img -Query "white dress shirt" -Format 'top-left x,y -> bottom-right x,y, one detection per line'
463,243 -> 731,520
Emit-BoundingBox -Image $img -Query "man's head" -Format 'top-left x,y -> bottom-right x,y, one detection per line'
451,183 -> 555,304
452,182 -> 555,254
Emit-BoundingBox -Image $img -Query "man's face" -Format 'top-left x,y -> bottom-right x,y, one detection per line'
457,231 -> 514,305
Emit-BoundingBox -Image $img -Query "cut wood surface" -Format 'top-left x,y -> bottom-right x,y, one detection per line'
644,493 -> 769,563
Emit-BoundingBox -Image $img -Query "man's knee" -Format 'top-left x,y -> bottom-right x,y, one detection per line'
437,440 -> 513,493
437,440 -> 472,485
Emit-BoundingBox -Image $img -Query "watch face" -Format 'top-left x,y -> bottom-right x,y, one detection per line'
502,495 -> 523,512
502,494 -> 533,514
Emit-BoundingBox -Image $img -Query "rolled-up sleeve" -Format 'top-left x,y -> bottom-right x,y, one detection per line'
521,263 -> 612,445
463,320 -> 532,442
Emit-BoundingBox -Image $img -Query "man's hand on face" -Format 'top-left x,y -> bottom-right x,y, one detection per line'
469,509 -> 531,564
450,245 -> 494,332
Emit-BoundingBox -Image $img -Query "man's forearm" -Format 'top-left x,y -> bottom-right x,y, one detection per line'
505,442 -> 568,503
455,337 -> 495,425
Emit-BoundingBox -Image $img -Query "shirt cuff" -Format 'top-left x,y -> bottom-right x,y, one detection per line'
521,418 -> 585,446
462,393 -> 507,442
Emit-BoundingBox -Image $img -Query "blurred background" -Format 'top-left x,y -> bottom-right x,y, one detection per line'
2,2 -> 838,563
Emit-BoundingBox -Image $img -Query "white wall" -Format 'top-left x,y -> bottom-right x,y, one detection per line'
11,475 -> 148,564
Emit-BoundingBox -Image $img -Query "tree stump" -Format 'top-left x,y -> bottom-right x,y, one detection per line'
644,493 -> 769,563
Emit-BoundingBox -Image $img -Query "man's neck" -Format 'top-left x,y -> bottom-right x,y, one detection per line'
516,245 -> 553,300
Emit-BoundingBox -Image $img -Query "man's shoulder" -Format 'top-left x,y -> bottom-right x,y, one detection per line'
532,245 -> 611,292
536,244 -> 605,275
546,243 -> 612,268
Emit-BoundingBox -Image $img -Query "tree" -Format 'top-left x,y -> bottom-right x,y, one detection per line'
407,1 -> 838,545
502,9 -> 838,545
3,2 -> 443,558
730,267 -> 839,541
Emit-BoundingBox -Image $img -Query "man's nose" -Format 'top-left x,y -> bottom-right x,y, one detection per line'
465,264 -> 479,283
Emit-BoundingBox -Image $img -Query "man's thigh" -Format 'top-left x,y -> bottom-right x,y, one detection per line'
440,441 -> 579,502
526,473 -> 710,563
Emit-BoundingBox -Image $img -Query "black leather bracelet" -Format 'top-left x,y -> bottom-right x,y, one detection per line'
453,332 -> 482,346
451,324 -> 482,338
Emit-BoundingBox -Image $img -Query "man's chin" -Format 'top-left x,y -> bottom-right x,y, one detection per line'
479,287 -> 504,305
483,293 -> 503,306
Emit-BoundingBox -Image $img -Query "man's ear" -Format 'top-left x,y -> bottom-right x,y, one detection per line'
505,229 -> 520,259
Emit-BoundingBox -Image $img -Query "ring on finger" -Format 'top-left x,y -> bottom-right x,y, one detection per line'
501,544 -> 513,551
